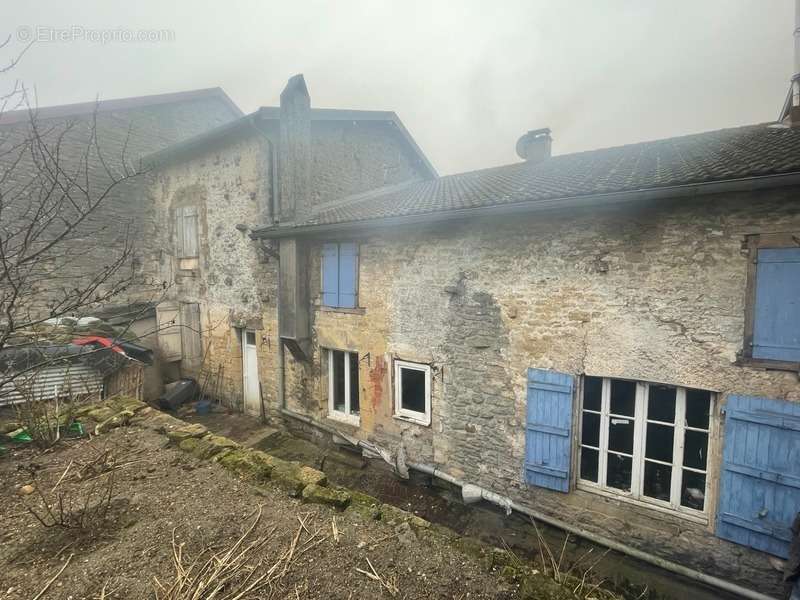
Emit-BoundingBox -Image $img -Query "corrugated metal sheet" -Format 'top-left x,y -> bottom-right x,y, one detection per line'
0,364 -> 103,405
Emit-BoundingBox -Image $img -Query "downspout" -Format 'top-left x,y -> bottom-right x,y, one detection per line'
407,462 -> 775,600
247,115 -> 286,416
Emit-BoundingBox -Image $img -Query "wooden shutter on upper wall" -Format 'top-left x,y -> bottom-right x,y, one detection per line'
321,243 -> 339,307
156,303 -> 182,362
524,368 -> 575,493
175,206 -> 199,259
752,248 -> 800,362
717,394 -> 800,558
180,302 -> 202,359
338,243 -> 358,309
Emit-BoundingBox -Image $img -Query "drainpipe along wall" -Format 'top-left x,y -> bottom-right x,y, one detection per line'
406,461 -> 774,600
276,400 -> 772,599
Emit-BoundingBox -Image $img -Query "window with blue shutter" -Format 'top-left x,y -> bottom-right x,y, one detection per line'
751,248 -> 800,362
525,368 -> 575,493
321,242 -> 358,308
717,394 -> 800,558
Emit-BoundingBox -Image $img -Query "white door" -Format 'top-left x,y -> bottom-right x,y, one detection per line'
242,330 -> 260,416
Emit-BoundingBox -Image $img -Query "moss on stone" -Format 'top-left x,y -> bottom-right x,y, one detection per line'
106,396 -> 147,414
518,572 -> 580,600
218,449 -> 274,482
347,490 -> 382,519
301,483 -> 351,510
166,423 -> 208,442
380,503 -> 413,526
183,434 -> 240,459
94,409 -> 134,434
87,407 -> 116,423
179,437 -> 201,454
297,465 -> 327,487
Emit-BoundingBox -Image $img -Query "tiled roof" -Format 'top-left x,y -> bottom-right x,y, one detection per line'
0,87 -> 242,126
145,106 -> 438,178
303,122 -> 800,227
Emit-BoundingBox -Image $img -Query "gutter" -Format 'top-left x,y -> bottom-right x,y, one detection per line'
406,462 -> 776,600
250,171 -> 800,240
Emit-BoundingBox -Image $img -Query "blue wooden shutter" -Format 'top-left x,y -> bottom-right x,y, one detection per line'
717,395 -> 800,558
524,368 -> 574,493
338,243 -> 358,309
752,248 -> 800,362
322,243 -> 339,307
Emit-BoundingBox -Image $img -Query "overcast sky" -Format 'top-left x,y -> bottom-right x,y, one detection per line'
3,1 -> 795,175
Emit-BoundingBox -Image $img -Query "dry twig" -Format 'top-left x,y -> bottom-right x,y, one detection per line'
32,553 -> 73,600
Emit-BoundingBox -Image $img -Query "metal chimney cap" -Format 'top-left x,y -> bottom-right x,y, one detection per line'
516,128 -> 553,162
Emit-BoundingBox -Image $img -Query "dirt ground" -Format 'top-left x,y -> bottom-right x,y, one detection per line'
0,425 -> 519,600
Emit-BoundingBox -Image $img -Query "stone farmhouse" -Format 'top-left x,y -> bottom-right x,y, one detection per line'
4,72 -> 799,597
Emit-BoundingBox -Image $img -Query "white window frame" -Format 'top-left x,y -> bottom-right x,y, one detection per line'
393,360 -> 431,426
326,349 -> 360,426
577,377 -> 714,522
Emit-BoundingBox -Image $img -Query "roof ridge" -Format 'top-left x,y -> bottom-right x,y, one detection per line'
0,87 -> 243,126
294,120 -> 800,230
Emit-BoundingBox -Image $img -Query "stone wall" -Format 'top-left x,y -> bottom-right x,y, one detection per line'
308,120 -> 427,208
149,117 -> 430,416
285,186 -> 800,596
148,132 -> 278,413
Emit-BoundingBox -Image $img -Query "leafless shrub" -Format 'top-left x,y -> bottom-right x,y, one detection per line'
20,459 -> 117,531
10,376 -> 96,448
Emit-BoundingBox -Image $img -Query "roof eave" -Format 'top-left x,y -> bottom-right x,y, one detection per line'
141,113 -> 260,168
250,171 -> 800,240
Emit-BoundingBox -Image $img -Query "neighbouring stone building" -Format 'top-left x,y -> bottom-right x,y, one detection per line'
142,75 -> 436,414
0,88 -> 243,399
0,87 -> 243,296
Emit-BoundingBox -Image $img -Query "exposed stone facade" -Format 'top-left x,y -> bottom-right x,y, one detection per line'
147,117 -> 430,414
282,186 -> 800,596
135,80 -> 799,597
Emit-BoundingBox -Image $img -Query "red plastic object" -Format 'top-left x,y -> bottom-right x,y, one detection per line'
72,336 -> 126,355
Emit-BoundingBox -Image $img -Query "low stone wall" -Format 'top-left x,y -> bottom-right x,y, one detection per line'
1,397 -> 604,599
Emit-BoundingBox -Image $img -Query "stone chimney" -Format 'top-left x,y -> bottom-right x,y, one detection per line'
278,74 -> 311,221
515,128 -> 552,163
781,0 -> 800,125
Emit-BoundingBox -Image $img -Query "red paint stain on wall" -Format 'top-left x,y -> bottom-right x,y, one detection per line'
369,355 -> 386,412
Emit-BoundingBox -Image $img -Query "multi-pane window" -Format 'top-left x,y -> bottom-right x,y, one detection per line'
394,360 -> 431,425
579,376 -> 712,515
327,349 -> 360,424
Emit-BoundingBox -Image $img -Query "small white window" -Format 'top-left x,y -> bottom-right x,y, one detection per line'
394,360 -> 431,425
578,376 -> 712,516
327,349 -> 360,425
